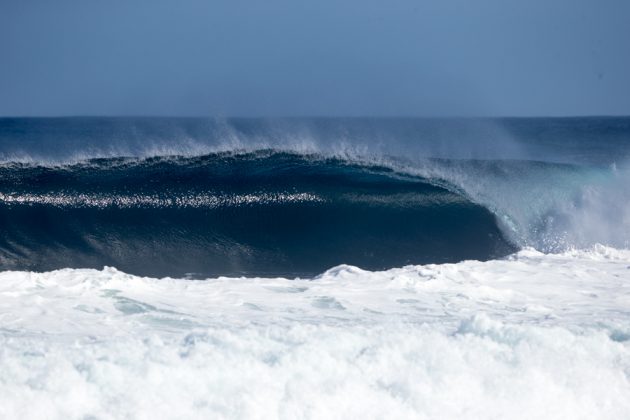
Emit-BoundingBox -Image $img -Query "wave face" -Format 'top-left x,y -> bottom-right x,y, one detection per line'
1,117 -> 629,276
0,152 -> 516,277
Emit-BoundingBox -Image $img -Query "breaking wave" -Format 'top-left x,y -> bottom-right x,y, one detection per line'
0,152 -> 516,277
1,117 -> 629,276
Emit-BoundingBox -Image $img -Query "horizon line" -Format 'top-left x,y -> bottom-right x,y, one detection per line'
0,114 -> 629,119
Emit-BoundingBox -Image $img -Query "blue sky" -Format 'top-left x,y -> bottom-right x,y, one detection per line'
1,0 -> 629,116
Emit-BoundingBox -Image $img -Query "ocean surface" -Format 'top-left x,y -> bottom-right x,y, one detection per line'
0,117 -> 629,419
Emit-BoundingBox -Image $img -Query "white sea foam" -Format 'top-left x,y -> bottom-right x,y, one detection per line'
413,160 -> 630,251
0,247 -> 629,419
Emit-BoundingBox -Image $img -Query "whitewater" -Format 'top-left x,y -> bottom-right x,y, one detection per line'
1,117 -> 629,419
1,247 -> 629,419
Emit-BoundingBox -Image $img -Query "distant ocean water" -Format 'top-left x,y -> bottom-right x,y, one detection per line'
0,117 -> 629,419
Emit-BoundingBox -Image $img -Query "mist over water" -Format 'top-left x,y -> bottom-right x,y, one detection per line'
0,117 -> 615,163
2,116 -> 629,164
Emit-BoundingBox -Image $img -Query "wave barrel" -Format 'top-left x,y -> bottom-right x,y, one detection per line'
0,152 -> 516,277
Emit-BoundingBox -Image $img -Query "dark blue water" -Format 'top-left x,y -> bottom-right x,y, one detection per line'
1,117 -> 628,277
0,152 -> 516,277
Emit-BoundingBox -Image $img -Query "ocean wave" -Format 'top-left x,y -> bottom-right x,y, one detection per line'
1,117 -> 630,276
0,152 -> 516,277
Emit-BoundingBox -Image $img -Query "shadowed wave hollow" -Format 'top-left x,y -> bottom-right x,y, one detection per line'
0,151 -> 516,277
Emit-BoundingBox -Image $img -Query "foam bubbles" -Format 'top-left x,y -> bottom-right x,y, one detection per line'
0,248 -> 629,419
0,191 -> 324,209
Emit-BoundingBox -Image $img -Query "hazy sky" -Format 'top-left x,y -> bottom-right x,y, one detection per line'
1,0 -> 629,117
